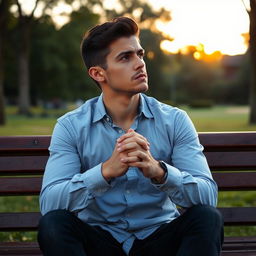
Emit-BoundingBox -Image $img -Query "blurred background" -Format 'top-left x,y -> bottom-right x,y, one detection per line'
0,0 -> 256,134
0,0 -> 256,243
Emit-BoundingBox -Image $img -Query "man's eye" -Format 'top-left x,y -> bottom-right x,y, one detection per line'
138,52 -> 145,59
121,55 -> 129,61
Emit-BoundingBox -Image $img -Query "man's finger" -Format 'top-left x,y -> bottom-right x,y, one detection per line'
117,142 -> 138,152
118,137 -> 149,151
120,156 -> 141,163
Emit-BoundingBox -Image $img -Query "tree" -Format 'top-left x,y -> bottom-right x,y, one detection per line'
0,0 -> 10,125
242,0 -> 256,124
13,0 -> 59,115
30,6 -> 100,102
9,0 -> 171,109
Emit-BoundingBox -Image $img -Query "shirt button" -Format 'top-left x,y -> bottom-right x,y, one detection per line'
126,190 -> 130,194
106,117 -> 110,122
118,129 -> 122,134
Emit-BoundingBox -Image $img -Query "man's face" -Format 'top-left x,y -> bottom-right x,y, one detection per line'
103,35 -> 148,95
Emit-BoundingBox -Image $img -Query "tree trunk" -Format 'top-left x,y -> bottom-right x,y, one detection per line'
0,0 -> 8,125
0,36 -> 5,125
249,0 -> 256,124
18,17 -> 31,115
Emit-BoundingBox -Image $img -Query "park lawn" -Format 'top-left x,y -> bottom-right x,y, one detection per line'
0,105 -> 256,241
1,105 -> 256,135
185,105 -> 256,132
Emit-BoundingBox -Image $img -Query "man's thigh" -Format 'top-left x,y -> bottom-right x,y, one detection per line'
129,205 -> 223,256
38,210 -> 125,256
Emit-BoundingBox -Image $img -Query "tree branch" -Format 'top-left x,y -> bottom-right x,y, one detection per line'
41,0 -> 56,15
15,0 -> 23,17
241,0 -> 250,14
29,0 -> 40,18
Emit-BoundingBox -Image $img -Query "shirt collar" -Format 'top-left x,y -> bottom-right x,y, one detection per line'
92,93 -> 154,123
93,94 -> 108,123
139,94 -> 154,119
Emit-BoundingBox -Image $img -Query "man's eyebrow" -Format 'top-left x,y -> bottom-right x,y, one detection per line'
115,48 -> 145,59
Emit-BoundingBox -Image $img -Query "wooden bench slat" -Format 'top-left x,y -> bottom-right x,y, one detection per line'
218,207 -> 256,225
0,156 -> 48,175
213,172 -> 256,190
0,133 -> 256,151
0,242 -> 42,256
205,152 -> 256,170
199,132 -> 256,151
223,237 -> 256,251
0,212 -> 41,231
0,172 -> 255,196
0,136 -> 51,152
0,241 -> 256,256
224,237 -> 256,243
1,133 -> 256,152
221,251 -> 256,256
0,177 -> 42,195
1,207 -> 255,231
1,172 -> 255,195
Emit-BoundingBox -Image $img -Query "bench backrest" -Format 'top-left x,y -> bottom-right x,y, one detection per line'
0,132 -> 256,231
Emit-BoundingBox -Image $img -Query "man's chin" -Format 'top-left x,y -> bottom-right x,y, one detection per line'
136,83 -> 148,93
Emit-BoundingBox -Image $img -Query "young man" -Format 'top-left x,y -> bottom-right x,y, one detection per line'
38,17 -> 223,256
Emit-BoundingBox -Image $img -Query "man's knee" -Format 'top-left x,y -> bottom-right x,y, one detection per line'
38,209 -> 75,242
188,205 -> 223,232
193,205 -> 222,223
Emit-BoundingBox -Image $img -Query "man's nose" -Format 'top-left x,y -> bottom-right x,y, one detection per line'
134,55 -> 145,70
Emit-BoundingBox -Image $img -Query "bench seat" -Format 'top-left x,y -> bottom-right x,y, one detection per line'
0,133 -> 256,255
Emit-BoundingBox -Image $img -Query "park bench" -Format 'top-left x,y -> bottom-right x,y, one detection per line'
0,132 -> 256,255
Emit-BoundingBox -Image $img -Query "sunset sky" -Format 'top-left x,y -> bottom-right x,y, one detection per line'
150,0 -> 250,56
20,0 -> 250,56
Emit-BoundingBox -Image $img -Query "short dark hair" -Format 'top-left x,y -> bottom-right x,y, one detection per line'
81,17 -> 139,71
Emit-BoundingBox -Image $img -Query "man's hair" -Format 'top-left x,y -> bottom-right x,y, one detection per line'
81,17 -> 139,71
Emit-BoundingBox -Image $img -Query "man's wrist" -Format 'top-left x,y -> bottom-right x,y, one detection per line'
151,161 -> 168,184
102,162 -> 113,182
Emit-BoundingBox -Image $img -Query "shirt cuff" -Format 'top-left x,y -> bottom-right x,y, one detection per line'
82,163 -> 112,196
153,162 -> 182,191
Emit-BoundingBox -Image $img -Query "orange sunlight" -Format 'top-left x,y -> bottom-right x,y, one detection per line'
150,0 -> 249,59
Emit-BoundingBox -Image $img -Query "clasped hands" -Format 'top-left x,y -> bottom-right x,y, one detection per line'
102,129 -> 166,183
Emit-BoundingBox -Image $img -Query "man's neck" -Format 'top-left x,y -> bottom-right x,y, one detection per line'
102,93 -> 140,131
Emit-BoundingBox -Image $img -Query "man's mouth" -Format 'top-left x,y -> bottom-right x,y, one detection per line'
132,72 -> 147,80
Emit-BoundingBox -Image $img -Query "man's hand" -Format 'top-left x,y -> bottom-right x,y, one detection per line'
117,129 -> 166,183
102,143 -> 129,181
102,129 -> 149,181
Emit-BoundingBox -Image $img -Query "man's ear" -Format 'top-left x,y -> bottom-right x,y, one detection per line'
88,67 -> 105,83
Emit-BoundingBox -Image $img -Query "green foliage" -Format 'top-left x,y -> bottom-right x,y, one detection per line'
140,29 -> 170,99
2,0 -> 251,108
167,54 -> 218,105
30,7 -> 100,102
188,99 -> 214,108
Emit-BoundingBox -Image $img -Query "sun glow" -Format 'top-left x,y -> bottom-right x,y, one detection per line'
152,0 -> 249,57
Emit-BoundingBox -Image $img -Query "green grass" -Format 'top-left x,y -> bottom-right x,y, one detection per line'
0,106 -> 69,136
0,105 -> 256,241
1,105 -> 256,135
185,105 -> 256,132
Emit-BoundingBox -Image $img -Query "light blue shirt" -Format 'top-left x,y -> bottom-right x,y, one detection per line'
40,93 -> 217,255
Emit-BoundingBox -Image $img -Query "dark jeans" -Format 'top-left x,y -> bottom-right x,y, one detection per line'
38,205 -> 223,256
